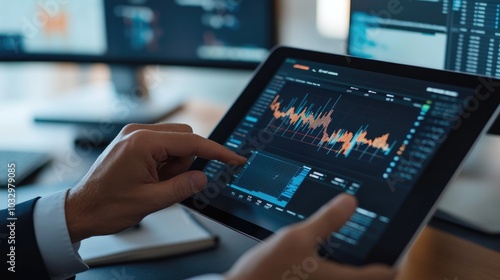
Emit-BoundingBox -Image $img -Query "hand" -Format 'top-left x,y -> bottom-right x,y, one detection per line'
225,194 -> 397,280
65,123 -> 246,243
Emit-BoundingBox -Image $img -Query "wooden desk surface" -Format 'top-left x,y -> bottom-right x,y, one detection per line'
399,227 -> 500,280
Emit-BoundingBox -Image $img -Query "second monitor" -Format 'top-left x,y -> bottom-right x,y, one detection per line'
348,0 -> 500,133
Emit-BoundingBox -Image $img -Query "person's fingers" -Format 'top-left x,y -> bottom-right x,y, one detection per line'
108,124 -> 195,151
130,130 -> 247,165
299,194 -> 357,245
151,170 -> 207,206
158,156 -> 195,180
315,262 -> 397,280
121,123 -> 194,135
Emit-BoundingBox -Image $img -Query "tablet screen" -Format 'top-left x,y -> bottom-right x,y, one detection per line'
195,57 -> 473,263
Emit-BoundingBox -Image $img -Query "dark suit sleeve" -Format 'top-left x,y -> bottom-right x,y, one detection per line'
0,197 -> 52,280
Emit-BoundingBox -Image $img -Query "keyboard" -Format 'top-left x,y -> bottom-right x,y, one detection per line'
0,150 -> 51,186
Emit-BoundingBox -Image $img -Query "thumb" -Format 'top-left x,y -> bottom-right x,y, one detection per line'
154,170 -> 208,205
300,194 -> 357,244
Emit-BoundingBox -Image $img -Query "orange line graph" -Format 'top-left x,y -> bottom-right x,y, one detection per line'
269,95 -> 393,157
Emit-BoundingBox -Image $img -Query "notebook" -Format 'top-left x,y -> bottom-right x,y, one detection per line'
79,204 -> 217,266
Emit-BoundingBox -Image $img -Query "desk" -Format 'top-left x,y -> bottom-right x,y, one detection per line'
1,73 -> 499,279
399,227 -> 500,279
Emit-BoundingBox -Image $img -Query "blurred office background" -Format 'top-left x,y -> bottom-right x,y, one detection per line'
0,0 -> 351,185
0,0 -> 348,106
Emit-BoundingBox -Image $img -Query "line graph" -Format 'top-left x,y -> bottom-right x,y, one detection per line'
231,151 -> 311,207
267,94 -> 397,160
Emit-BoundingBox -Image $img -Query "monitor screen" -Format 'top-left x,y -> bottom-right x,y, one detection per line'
0,0 -> 275,68
348,0 -> 500,133
349,0 -> 498,76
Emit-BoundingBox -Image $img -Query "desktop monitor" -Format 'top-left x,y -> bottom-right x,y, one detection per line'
348,0 -> 500,134
0,0 -> 276,125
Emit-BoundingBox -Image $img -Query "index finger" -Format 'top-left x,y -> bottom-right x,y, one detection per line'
141,131 -> 247,165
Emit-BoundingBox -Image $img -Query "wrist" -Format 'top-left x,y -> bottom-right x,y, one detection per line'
65,188 -> 93,243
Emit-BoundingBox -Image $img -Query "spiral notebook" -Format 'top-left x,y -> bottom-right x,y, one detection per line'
79,205 -> 217,266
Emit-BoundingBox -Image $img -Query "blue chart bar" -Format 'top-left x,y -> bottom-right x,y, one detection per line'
281,167 -> 311,199
230,151 -> 311,207
245,116 -> 258,123
226,137 -> 242,148
229,138 -> 242,145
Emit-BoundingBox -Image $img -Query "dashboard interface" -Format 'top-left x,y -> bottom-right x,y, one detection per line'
197,58 -> 472,262
350,0 -> 500,78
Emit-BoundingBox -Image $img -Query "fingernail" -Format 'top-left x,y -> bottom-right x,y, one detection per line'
228,156 -> 247,166
238,155 -> 248,164
189,172 -> 207,193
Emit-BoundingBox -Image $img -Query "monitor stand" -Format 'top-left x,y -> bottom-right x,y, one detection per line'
436,134 -> 500,234
33,64 -> 185,127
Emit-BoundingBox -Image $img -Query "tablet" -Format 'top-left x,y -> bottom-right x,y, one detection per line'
182,46 -> 500,266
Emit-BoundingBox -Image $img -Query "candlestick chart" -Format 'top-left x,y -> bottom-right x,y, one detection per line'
265,92 -> 401,162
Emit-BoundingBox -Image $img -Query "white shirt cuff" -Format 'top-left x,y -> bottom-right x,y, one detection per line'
186,274 -> 226,280
33,189 -> 89,280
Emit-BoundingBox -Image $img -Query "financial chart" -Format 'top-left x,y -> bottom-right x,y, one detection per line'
231,151 -> 310,208
252,82 -> 423,179
268,93 -> 396,159
202,58 -> 465,261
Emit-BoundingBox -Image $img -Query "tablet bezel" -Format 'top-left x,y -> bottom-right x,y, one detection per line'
182,46 -> 500,266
